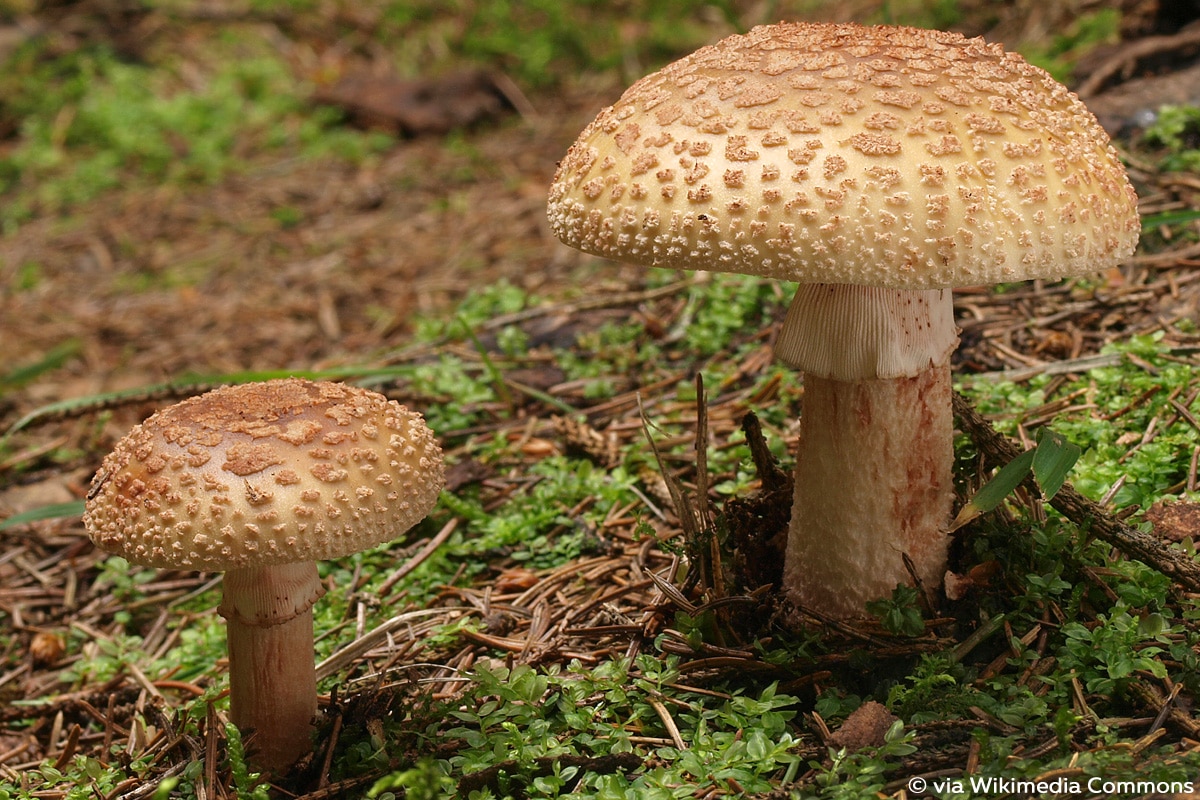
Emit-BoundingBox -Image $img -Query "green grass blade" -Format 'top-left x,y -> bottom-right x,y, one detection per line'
0,500 -> 86,531
951,428 -> 1080,530
0,339 -> 82,392
1031,428 -> 1081,501
457,315 -> 514,409
1140,209 -> 1200,230
952,447 -> 1036,529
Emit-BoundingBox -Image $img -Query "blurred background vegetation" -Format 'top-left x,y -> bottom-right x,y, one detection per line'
0,0 -> 1178,232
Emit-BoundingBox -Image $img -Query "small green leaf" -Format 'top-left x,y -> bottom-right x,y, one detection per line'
1139,612 -> 1168,637
1031,428 -> 1081,501
952,447 -> 1035,529
865,585 -> 925,636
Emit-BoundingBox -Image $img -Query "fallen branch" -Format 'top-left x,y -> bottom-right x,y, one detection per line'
1075,27 -> 1200,98
951,391 -> 1200,593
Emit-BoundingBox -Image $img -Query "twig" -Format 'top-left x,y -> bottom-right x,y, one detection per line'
647,695 -> 688,750
477,281 -> 692,332
1147,683 -> 1183,736
1075,27 -> 1200,98
378,518 -> 459,596
741,412 -> 788,492
314,608 -> 453,680
290,771 -> 389,800
957,352 -> 1125,385
947,612 -> 1006,665
317,708 -> 343,790
1129,681 -> 1200,739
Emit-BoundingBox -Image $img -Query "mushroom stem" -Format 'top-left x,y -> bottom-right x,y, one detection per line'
784,364 -> 954,618
221,562 -> 325,771
777,284 -> 957,618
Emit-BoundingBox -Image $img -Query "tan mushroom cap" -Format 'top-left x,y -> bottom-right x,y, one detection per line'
83,379 -> 445,571
548,22 -> 1139,288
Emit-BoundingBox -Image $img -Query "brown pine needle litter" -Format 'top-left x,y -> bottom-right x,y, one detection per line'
4,234 -> 1200,792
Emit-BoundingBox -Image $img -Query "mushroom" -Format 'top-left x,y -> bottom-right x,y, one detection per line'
83,378 -> 445,770
547,23 -> 1138,618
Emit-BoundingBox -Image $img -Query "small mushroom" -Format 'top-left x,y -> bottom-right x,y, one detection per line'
83,378 -> 445,770
547,23 -> 1139,617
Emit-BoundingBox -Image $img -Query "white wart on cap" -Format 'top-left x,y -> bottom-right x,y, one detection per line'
548,22 -> 1139,288
84,378 -> 445,570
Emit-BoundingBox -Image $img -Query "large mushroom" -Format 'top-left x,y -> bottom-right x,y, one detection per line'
547,22 -> 1138,618
83,378 -> 445,770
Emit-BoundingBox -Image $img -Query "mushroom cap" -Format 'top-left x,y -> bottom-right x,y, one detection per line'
548,22 -> 1139,288
83,379 -> 445,570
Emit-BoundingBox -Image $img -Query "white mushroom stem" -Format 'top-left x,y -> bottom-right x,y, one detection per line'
775,284 -> 957,618
220,562 -> 325,771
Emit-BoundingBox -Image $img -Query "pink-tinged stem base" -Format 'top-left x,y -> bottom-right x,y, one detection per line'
784,363 -> 954,618
221,562 -> 324,772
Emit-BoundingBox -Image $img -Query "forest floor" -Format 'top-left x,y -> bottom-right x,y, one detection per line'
3,1 -> 1200,797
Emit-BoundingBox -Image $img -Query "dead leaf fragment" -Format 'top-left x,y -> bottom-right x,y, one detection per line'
827,701 -> 898,751
553,416 -> 620,468
1144,500 -> 1200,543
944,560 -> 1002,601
313,69 -> 521,136
493,567 -> 540,593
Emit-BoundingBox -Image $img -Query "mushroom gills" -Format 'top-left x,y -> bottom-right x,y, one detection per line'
774,284 -> 957,381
